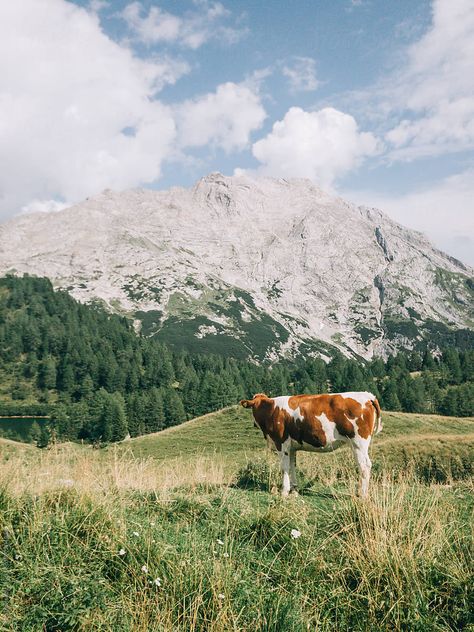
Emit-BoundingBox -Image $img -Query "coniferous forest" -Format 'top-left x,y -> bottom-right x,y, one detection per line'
0,274 -> 473,444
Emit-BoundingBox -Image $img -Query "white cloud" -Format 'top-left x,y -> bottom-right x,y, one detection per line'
21,200 -> 70,215
282,57 -> 319,92
120,1 -> 245,49
385,0 -> 474,159
177,82 -> 266,152
121,2 -> 182,45
0,0 -> 185,218
344,169 -> 474,267
250,107 -> 380,188
88,0 -> 109,13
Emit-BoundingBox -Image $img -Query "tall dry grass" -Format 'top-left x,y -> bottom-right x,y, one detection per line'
0,445 -> 472,631
0,443 -> 228,497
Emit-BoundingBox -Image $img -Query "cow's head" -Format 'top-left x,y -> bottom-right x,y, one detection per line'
239,393 -> 269,409
240,393 -> 274,434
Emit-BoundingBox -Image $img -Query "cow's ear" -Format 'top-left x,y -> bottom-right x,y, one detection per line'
240,399 -> 254,408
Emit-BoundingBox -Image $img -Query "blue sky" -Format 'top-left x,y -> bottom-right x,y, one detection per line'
0,0 -> 473,263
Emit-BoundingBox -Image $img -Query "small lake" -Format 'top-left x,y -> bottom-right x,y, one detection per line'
0,417 -> 49,443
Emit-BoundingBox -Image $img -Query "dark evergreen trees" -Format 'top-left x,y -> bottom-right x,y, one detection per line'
0,274 -> 473,447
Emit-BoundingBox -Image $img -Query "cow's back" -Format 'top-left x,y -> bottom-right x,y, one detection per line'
273,391 -> 379,450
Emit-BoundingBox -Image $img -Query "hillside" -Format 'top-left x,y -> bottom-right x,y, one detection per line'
121,405 -> 474,481
1,174 -> 473,361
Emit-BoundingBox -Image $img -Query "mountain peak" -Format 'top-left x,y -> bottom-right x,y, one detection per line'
0,175 -> 472,360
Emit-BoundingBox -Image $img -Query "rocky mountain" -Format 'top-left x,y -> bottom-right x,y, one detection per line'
1,173 -> 473,360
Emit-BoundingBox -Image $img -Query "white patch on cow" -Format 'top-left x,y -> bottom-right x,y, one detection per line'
273,395 -> 303,421
318,412 -> 337,443
319,412 -> 348,450
337,391 -> 375,407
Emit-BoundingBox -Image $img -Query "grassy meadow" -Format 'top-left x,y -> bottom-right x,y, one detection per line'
0,408 -> 473,631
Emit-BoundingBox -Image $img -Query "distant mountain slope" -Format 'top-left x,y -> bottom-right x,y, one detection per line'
1,173 -> 473,359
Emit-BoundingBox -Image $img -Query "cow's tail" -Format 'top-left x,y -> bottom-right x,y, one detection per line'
371,398 -> 382,435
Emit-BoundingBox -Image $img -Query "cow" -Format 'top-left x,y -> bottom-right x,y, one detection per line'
240,391 -> 382,498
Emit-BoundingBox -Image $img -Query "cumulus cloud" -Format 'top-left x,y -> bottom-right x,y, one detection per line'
344,169 -> 474,267
282,57 -> 319,92
0,0 -> 186,218
385,0 -> 474,159
120,0 -> 245,49
177,82 -> 267,152
249,107 -> 380,188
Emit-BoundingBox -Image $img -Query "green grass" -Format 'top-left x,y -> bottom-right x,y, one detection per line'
121,406 -> 258,463
121,407 -> 474,475
0,409 -> 473,631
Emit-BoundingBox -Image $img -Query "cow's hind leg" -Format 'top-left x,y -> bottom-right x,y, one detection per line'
351,439 -> 372,498
280,439 -> 291,497
289,448 -> 298,494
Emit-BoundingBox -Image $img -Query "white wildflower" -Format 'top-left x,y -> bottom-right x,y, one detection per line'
154,577 -> 162,587
132,531 -> 140,537
216,539 -> 224,546
290,528 -> 301,539
218,593 -> 225,600
14,554 -> 22,561
141,564 -> 148,573
223,552 -> 229,558
118,548 -> 126,556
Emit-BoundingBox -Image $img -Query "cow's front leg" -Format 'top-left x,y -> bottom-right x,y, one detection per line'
289,448 -> 298,494
280,440 -> 291,497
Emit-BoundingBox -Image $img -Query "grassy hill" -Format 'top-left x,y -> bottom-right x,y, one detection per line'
122,406 -> 474,481
0,409 -> 473,631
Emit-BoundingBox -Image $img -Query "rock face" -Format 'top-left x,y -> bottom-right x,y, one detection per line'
1,173 -> 473,360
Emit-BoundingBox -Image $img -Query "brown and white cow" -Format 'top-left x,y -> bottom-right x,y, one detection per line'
240,391 -> 382,497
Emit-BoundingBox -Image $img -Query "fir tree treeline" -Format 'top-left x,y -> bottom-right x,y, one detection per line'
0,275 -> 473,445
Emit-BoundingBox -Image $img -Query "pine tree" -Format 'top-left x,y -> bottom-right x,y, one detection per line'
109,392 -> 128,442
163,389 -> 186,427
442,349 -> 463,384
37,423 -> 51,448
37,356 -> 57,390
422,348 -> 436,370
50,403 -> 72,440
327,354 -> 346,392
145,388 -> 165,433
382,380 -> 401,411
342,362 -> 367,391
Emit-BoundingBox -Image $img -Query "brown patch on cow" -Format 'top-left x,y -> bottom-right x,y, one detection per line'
357,401 -> 376,439
285,401 -> 327,448
242,392 -> 381,451
294,394 -> 358,440
287,396 -> 300,410
241,394 -> 280,446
